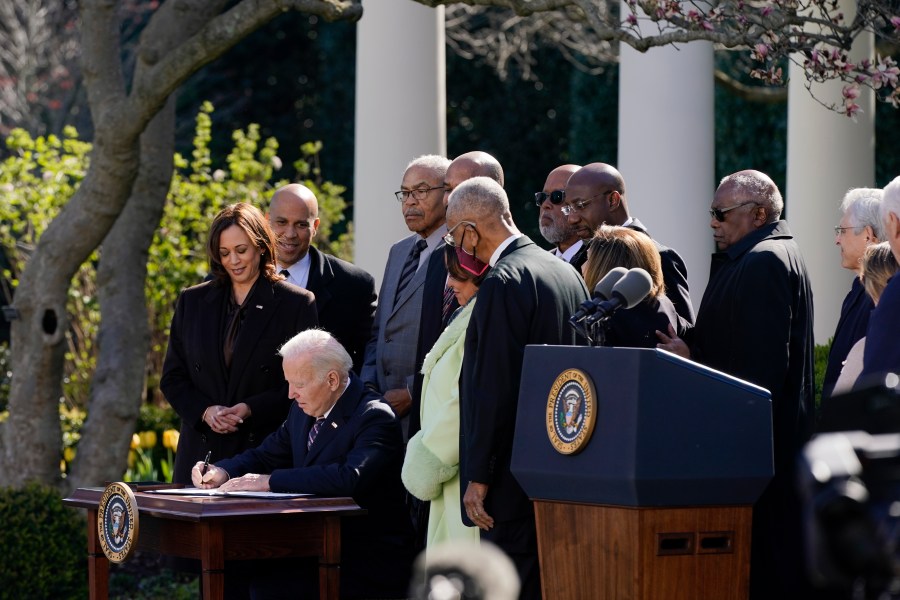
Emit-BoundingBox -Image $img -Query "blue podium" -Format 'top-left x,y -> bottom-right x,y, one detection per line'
511,346 -> 773,600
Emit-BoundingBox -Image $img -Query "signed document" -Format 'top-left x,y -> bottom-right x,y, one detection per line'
146,489 -> 311,499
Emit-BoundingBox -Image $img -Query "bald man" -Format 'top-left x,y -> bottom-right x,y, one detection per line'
536,164 -> 581,262
442,150 -> 505,207
563,162 -> 694,323
268,184 -> 376,373
448,177 -> 588,599
657,170 -> 814,598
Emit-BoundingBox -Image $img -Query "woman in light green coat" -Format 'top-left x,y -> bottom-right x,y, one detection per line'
402,245 -> 489,549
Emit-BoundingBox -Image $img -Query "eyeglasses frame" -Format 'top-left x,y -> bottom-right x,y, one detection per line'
534,189 -> 566,207
560,190 -> 615,216
443,220 -> 477,248
394,186 -> 446,202
709,201 -> 758,222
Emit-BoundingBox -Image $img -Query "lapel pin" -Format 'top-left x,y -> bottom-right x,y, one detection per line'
330,422 -> 338,429
256,305 -> 263,309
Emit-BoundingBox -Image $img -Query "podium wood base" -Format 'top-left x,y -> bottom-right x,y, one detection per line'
534,501 -> 752,600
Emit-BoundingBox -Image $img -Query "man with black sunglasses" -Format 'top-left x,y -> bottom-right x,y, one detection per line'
536,164 -> 581,263
562,162 -> 695,324
656,169 -> 815,599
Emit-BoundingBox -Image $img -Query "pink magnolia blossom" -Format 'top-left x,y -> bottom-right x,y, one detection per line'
842,84 -> 860,100
891,16 -> 900,30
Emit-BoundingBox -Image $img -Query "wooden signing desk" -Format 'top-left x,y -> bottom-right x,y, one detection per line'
63,487 -> 364,600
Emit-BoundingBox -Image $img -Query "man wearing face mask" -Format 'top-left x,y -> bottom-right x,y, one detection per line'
536,164 -> 582,262
447,177 -> 589,600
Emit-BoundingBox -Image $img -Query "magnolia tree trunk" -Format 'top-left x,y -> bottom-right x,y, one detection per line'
0,0 -> 362,490
67,0 -> 224,493
69,99 -> 176,492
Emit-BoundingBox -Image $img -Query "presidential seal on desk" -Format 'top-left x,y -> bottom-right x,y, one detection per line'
98,482 -> 139,563
546,368 -> 597,455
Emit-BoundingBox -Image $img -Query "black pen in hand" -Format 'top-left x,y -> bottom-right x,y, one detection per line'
201,451 -> 211,477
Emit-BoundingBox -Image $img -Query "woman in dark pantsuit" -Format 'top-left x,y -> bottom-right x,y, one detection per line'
161,202 -> 318,484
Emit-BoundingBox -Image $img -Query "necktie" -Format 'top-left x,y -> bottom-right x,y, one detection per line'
307,417 -> 325,449
394,239 -> 427,305
280,269 -> 291,281
441,284 -> 456,327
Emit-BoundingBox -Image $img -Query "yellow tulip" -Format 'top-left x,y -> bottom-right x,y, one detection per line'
128,450 -> 136,468
131,433 -> 141,450
162,429 -> 180,451
63,447 -> 76,463
138,430 -> 157,449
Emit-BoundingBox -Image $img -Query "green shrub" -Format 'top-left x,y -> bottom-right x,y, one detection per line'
815,339 -> 832,411
0,483 -> 87,599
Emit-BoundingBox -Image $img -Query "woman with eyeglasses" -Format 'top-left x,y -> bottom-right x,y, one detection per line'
580,225 -> 689,348
402,244 -> 489,549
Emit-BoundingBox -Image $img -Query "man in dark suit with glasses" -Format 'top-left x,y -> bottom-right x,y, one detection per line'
562,162 -> 694,323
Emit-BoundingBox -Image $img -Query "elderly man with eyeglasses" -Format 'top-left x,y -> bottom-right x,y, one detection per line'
656,169 -> 815,599
361,154 -> 453,439
562,162 -> 694,323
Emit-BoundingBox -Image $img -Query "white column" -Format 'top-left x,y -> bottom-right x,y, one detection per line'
786,0 -> 874,344
353,1 -> 446,287
618,6 -> 716,302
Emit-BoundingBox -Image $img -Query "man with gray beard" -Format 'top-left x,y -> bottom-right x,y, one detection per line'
536,164 -> 582,263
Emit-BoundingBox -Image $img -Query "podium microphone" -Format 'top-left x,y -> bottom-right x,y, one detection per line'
570,267 -> 628,324
585,268 -> 653,326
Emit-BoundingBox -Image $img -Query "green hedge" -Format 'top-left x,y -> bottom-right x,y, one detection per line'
0,483 -> 87,599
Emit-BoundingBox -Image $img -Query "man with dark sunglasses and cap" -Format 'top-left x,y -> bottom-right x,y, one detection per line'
535,164 -> 581,263
656,169 -> 815,599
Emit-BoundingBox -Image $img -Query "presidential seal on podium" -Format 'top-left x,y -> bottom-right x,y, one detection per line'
546,368 -> 597,455
97,482 -> 139,563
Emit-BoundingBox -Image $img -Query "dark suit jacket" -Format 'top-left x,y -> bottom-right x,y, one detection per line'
860,273 -> 900,381
160,278 -> 318,484
822,277 -> 873,399
306,247 -> 377,374
628,218 -> 695,324
409,241 -> 458,436
216,375 -> 415,599
603,295 -> 686,349
460,236 -> 589,524
569,242 -> 588,272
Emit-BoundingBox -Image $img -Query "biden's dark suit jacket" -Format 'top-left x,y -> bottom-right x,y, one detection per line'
305,246 -> 377,374
216,374 -> 415,599
160,278 -> 318,484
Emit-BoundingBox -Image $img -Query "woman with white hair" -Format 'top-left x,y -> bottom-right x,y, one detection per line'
822,188 -> 883,399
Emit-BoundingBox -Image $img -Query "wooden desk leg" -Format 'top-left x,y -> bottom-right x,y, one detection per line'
86,509 -> 109,600
200,521 -> 225,600
319,515 -> 342,600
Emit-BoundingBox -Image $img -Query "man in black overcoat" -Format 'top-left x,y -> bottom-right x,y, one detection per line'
657,169 -> 815,598
448,177 -> 589,599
